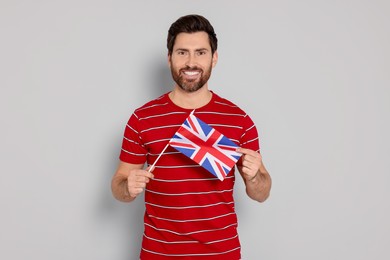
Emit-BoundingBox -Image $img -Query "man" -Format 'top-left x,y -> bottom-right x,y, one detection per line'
111,14 -> 271,259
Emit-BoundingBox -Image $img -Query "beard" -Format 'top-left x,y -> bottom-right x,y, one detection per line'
170,63 -> 213,93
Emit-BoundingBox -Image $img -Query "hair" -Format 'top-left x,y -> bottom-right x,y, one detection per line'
167,14 -> 218,55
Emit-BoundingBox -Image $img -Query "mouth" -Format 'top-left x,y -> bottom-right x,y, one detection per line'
181,70 -> 201,80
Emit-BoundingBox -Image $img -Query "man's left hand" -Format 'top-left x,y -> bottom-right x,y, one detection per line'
236,147 -> 262,182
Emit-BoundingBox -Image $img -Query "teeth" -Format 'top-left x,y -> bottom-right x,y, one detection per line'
184,71 -> 199,76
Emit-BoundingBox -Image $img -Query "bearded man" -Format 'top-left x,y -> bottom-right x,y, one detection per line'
111,14 -> 272,259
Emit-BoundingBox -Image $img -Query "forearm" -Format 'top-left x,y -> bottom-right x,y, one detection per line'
245,169 -> 272,202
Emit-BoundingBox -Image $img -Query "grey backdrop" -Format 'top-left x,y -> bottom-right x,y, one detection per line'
1,0 -> 389,259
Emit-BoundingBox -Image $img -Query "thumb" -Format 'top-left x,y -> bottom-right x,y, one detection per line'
145,165 -> 155,173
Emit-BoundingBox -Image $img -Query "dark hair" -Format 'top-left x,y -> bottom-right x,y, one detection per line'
167,14 -> 218,55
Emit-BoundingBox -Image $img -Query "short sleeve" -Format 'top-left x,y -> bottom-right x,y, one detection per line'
119,113 -> 147,164
240,114 -> 260,152
237,114 -> 260,167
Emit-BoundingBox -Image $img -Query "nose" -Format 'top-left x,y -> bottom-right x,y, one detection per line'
185,53 -> 196,68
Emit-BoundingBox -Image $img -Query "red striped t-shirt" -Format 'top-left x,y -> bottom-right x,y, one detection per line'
119,91 -> 260,259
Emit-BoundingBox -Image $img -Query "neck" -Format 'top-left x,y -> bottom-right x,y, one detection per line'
169,85 -> 212,109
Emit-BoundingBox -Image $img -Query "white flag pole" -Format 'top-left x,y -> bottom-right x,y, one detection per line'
149,110 -> 193,172
148,142 -> 170,172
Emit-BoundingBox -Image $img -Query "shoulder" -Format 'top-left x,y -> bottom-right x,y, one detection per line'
133,93 -> 170,118
210,92 -> 257,130
211,92 -> 247,116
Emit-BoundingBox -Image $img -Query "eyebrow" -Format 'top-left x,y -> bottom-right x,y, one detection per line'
175,48 -> 209,52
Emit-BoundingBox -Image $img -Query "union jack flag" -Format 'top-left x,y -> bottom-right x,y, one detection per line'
169,112 -> 242,181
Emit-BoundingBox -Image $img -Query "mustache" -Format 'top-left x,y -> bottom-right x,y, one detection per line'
180,66 -> 203,71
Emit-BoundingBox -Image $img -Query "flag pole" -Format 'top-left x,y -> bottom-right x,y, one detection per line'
149,110 -> 193,172
148,142 -> 170,172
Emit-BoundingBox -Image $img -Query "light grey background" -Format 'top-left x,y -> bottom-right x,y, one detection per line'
1,0 -> 389,259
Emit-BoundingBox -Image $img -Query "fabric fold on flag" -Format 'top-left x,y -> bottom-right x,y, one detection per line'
169,112 -> 242,181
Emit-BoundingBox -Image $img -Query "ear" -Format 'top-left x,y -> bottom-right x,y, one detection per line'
212,51 -> 218,68
167,53 -> 172,68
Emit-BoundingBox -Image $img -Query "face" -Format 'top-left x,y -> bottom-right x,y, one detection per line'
168,32 -> 218,93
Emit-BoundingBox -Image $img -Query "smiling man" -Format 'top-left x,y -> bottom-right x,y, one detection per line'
111,14 -> 272,259
169,31 -> 215,93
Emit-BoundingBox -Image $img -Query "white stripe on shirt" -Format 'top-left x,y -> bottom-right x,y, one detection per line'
139,111 -> 187,121
143,233 -> 238,245
214,101 -> 239,108
140,124 -> 181,133
152,175 -> 234,182
242,137 -> 259,146
196,111 -> 244,117
148,212 -> 236,223
121,149 -> 145,156
145,188 -> 234,196
136,102 -> 169,112
141,246 -> 240,257
144,222 -> 237,236
145,201 -> 234,210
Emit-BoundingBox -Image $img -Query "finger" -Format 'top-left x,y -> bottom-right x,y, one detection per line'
134,181 -> 147,188
129,188 -> 143,197
241,154 -> 255,165
241,164 -> 258,177
135,170 -> 154,180
128,181 -> 147,195
241,156 -> 262,173
237,147 -> 261,158
236,147 -> 255,155
145,165 -> 156,176
238,165 -> 256,179
146,165 -> 155,173
128,174 -> 152,190
135,175 -> 152,184
241,159 -> 257,169
242,153 -> 262,166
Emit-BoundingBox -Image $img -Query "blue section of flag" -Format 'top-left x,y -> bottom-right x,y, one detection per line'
198,119 -> 212,136
175,146 -> 195,158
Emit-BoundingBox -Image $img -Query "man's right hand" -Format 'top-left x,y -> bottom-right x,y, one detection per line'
111,162 -> 152,202
127,168 -> 154,198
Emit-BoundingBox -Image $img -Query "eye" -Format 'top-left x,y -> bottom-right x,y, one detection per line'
197,51 -> 206,56
177,51 -> 186,56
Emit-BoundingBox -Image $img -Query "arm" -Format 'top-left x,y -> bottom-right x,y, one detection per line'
111,161 -> 154,203
236,147 -> 272,202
